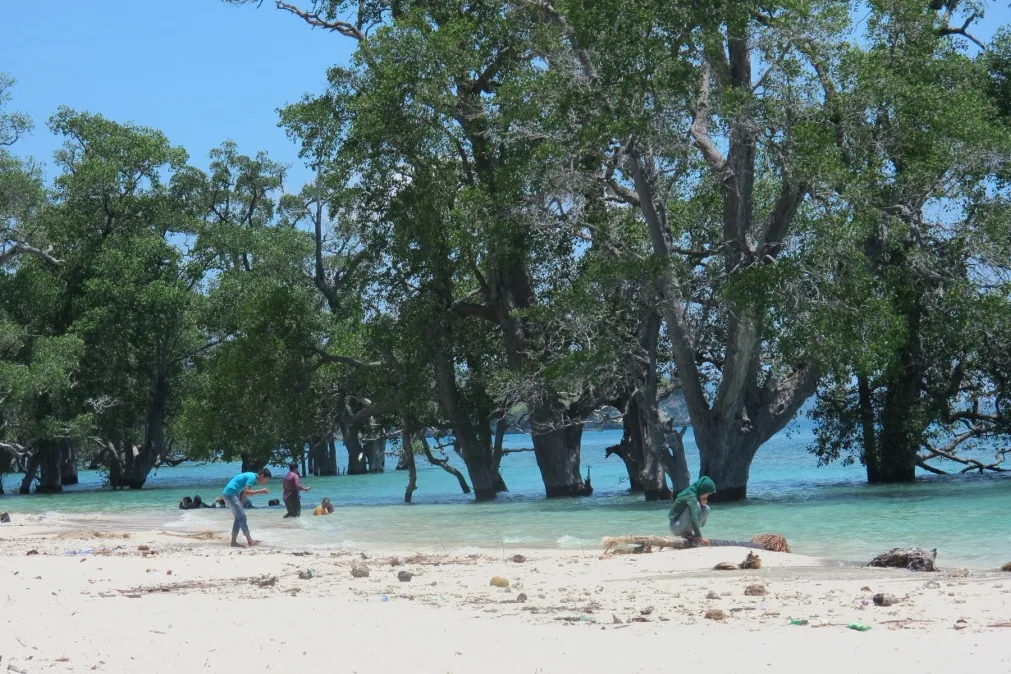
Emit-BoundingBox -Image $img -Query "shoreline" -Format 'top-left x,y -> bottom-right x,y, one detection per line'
2,519 -> 1010,672
5,509 -> 1008,572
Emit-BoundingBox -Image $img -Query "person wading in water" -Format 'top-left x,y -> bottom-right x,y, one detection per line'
282,462 -> 311,518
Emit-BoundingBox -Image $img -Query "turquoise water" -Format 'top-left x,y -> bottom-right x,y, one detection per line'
2,423 -> 1009,568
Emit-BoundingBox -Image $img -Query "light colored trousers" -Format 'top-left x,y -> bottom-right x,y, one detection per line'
669,503 -> 710,536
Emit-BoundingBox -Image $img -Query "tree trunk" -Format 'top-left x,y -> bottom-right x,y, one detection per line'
865,309 -> 923,484
491,417 -> 508,492
402,417 -> 417,503
695,425 -> 759,502
396,447 -> 410,471
639,439 -> 671,501
112,374 -> 169,489
341,421 -> 368,475
870,382 -> 921,483
364,437 -> 386,473
625,398 -> 671,500
0,450 -> 8,494
858,374 -> 881,483
530,408 -> 590,497
310,436 -> 338,476
20,451 -> 40,494
431,340 -> 499,500
37,442 -> 63,494
60,442 -> 79,486
605,427 -> 643,492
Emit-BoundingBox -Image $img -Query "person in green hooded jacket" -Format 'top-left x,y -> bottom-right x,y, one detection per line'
668,476 -> 716,544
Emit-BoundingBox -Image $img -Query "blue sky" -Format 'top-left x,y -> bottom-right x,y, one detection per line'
2,0 -> 1009,194
1,0 -> 354,191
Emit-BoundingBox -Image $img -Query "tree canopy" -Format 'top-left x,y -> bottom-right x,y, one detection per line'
2,0 -> 1010,499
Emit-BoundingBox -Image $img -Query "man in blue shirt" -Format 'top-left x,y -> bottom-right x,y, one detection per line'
222,468 -> 271,547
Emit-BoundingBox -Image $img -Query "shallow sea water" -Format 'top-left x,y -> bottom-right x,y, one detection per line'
2,423 -> 1009,568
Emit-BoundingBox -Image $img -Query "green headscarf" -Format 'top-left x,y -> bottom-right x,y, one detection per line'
684,476 -> 716,500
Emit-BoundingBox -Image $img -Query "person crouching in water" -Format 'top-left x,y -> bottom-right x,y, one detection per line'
222,468 -> 271,547
668,476 -> 716,545
313,497 -> 334,516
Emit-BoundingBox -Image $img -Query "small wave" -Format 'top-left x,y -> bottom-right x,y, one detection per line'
451,545 -> 484,555
555,535 -> 589,548
502,535 -> 542,544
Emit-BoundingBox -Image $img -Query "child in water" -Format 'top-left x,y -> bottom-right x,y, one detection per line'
313,498 -> 334,516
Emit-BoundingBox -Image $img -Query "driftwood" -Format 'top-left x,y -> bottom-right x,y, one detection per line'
867,547 -> 937,572
601,534 -> 789,555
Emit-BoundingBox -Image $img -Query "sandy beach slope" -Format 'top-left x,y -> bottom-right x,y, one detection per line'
1,519 -> 1009,673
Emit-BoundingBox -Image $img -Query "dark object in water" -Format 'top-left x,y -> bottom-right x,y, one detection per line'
268,499 -> 280,507
867,548 -> 937,572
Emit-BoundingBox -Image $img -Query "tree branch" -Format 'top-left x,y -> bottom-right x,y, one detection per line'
689,60 -> 727,172
936,11 -> 985,49
451,301 -> 498,323
760,180 -> 807,258
311,346 -> 382,369
0,243 -> 62,267
419,434 -> 472,494
273,1 -> 365,41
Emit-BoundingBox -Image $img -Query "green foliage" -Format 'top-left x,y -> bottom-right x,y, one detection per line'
808,1 -> 1011,477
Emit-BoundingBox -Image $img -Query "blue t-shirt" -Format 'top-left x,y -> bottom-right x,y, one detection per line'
223,472 -> 258,497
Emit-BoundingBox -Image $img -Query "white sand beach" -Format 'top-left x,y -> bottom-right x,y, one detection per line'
1,517 -> 1009,674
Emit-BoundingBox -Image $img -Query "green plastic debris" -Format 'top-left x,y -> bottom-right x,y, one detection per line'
789,618 -> 809,626
847,623 -> 871,632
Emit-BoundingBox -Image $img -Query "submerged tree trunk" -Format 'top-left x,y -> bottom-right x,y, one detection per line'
112,374 -> 169,489
624,398 -> 672,500
341,422 -> 368,475
364,437 -> 386,473
37,442 -> 63,494
310,436 -> 338,476
866,308 -> 924,484
695,425 -> 761,502
491,417 -> 508,492
530,408 -> 590,497
60,442 -> 79,486
20,451 -> 40,494
402,417 -> 418,503
431,332 -> 500,500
